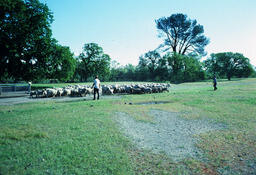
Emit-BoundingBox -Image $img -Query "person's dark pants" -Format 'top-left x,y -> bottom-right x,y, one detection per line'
94,88 -> 99,100
213,83 -> 217,91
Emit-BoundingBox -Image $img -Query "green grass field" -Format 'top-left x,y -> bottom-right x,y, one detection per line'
1,78 -> 256,174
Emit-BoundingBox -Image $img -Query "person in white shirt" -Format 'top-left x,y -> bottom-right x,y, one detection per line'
92,75 -> 100,100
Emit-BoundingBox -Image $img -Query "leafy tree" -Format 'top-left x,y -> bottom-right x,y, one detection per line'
156,13 -> 209,56
203,54 -> 219,77
137,50 -> 161,80
182,56 -> 205,82
0,0 -> 54,81
164,53 -> 205,83
77,43 -> 111,81
123,64 -> 137,81
109,67 -> 122,81
204,52 -> 254,80
251,67 -> 256,78
153,55 -> 170,81
137,56 -> 151,81
109,64 -> 138,82
144,50 -> 161,79
137,51 -> 205,82
164,53 -> 184,82
48,44 -> 76,82
109,60 -> 121,81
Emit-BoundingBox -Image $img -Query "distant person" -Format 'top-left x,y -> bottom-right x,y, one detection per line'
92,75 -> 100,100
213,75 -> 217,91
28,81 -> 32,94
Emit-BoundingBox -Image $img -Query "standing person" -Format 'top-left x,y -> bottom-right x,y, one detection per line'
28,81 -> 32,94
92,75 -> 100,100
213,75 -> 217,91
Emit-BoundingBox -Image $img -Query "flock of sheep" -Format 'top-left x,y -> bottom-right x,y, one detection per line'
30,83 -> 171,98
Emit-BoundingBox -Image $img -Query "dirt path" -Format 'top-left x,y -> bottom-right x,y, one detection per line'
116,110 -> 227,161
0,95 -> 121,105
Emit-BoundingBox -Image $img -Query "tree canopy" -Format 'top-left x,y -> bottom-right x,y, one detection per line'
0,0 -> 55,81
48,44 -> 76,82
156,13 -> 209,56
138,50 -> 161,80
76,43 -> 111,82
164,53 -> 205,83
204,52 -> 254,80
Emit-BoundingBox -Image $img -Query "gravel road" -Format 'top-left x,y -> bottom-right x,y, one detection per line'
116,109 -> 226,161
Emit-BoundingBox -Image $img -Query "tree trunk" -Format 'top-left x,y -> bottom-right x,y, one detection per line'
227,71 -> 232,81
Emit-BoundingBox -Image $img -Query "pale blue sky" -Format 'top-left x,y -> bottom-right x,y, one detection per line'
41,0 -> 256,66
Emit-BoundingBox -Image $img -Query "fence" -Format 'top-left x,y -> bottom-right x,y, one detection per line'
0,83 -> 31,96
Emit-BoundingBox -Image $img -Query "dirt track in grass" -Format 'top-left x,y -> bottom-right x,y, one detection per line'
116,109 -> 227,161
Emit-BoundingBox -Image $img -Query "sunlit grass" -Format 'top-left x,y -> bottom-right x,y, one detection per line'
1,78 -> 256,174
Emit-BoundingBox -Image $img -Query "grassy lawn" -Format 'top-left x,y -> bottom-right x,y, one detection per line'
1,78 -> 256,174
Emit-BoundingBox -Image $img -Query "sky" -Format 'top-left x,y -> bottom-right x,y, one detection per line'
41,0 -> 256,66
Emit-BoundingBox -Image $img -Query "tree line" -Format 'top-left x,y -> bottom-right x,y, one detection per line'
1,0 -> 255,83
